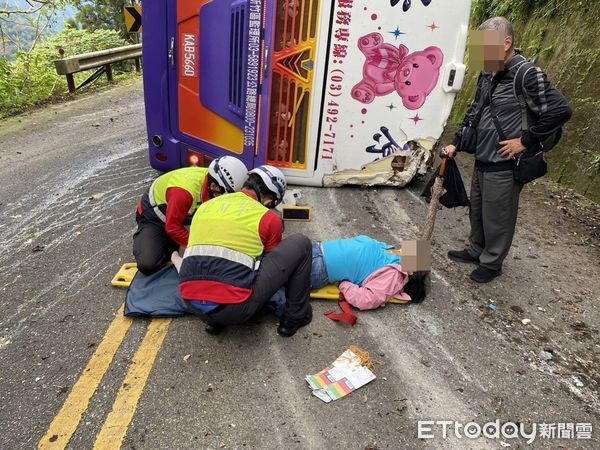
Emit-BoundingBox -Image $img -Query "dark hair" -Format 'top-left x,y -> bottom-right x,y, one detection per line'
243,173 -> 276,204
404,271 -> 428,304
207,174 -> 224,193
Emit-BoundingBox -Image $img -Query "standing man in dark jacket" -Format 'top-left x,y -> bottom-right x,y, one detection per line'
441,17 -> 572,283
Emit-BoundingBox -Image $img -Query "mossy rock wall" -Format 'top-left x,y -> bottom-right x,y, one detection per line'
450,1 -> 600,201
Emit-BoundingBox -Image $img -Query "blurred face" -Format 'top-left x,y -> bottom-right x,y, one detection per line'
469,29 -> 511,72
261,195 -> 275,208
209,182 -> 225,198
400,240 -> 432,274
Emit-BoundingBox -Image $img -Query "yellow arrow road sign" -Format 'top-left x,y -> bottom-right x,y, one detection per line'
124,6 -> 142,33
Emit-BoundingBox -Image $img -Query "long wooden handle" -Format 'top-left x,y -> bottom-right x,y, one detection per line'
439,157 -> 448,178
421,176 -> 444,241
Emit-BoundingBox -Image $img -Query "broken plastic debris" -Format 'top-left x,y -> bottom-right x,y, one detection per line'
572,376 -> 584,388
183,354 -> 191,362
305,347 -> 376,403
88,192 -> 105,200
283,189 -> 304,207
521,319 -> 531,325
323,141 -> 431,187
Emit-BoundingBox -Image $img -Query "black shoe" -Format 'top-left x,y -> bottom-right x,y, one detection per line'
470,266 -> 502,283
277,310 -> 312,337
448,249 -> 479,264
205,323 -> 226,335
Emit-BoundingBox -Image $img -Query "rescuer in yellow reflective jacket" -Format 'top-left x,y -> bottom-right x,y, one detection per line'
172,165 -> 314,337
133,156 -> 248,274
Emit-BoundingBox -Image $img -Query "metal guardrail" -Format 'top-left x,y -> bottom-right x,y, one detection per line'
53,44 -> 143,93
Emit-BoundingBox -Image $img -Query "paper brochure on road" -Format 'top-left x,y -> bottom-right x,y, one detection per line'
305,349 -> 376,403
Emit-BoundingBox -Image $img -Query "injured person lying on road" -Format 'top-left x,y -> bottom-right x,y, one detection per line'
307,235 -> 430,310
172,235 -> 431,317
172,235 -> 430,314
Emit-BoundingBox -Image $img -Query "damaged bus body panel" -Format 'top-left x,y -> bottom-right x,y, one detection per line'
142,0 -> 472,186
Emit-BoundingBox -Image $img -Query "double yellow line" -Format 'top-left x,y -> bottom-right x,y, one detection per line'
39,306 -> 172,449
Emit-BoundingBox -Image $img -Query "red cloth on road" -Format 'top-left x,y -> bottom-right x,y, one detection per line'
324,300 -> 358,326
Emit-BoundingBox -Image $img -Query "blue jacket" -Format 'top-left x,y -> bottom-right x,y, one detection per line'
322,236 -> 400,285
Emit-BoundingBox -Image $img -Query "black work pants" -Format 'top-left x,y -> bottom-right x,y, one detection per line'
192,234 -> 313,326
132,214 -> 178,275
467,169 -> 524,270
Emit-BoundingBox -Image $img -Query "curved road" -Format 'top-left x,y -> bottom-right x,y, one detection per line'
0,80 -> 598,449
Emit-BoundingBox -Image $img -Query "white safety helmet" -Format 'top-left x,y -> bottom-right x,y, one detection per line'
248,165 -> 287,206
208,156 -> 249,193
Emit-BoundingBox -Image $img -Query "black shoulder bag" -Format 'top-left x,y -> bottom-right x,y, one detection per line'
456,76 -> 489,154
514,61 -> 564,153
488,81 -> 547,184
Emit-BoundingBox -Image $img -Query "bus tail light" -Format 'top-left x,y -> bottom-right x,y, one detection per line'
187,149 -> 213,167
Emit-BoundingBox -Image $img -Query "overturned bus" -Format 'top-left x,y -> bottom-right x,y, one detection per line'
142,0 -> 471,186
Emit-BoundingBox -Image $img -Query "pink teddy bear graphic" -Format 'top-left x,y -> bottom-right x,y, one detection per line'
351,32 -> 444,110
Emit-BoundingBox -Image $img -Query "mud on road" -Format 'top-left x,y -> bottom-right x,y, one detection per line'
0,80 -> 599,449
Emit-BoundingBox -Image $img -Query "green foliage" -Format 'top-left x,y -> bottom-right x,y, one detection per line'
73,0 -> 130,37
0,26 -> 130,117
471,0 -> 561,26
456,0 -> 600,200
0,1 -> 73,59
1,15 -> 41,58
590,154 -> 600,174
64,18 -> 81,30
40,24 -> 127,57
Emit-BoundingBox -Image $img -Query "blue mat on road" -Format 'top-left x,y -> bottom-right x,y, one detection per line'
124,265 -> 286,318
124,265 -> 189,317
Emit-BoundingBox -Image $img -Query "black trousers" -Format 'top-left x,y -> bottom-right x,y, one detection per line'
467,169 -> 524,270
132,214 -> 178,275
190,234 -> 313,326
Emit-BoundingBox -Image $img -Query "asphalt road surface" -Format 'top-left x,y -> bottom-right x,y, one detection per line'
1,80 -> 599,449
